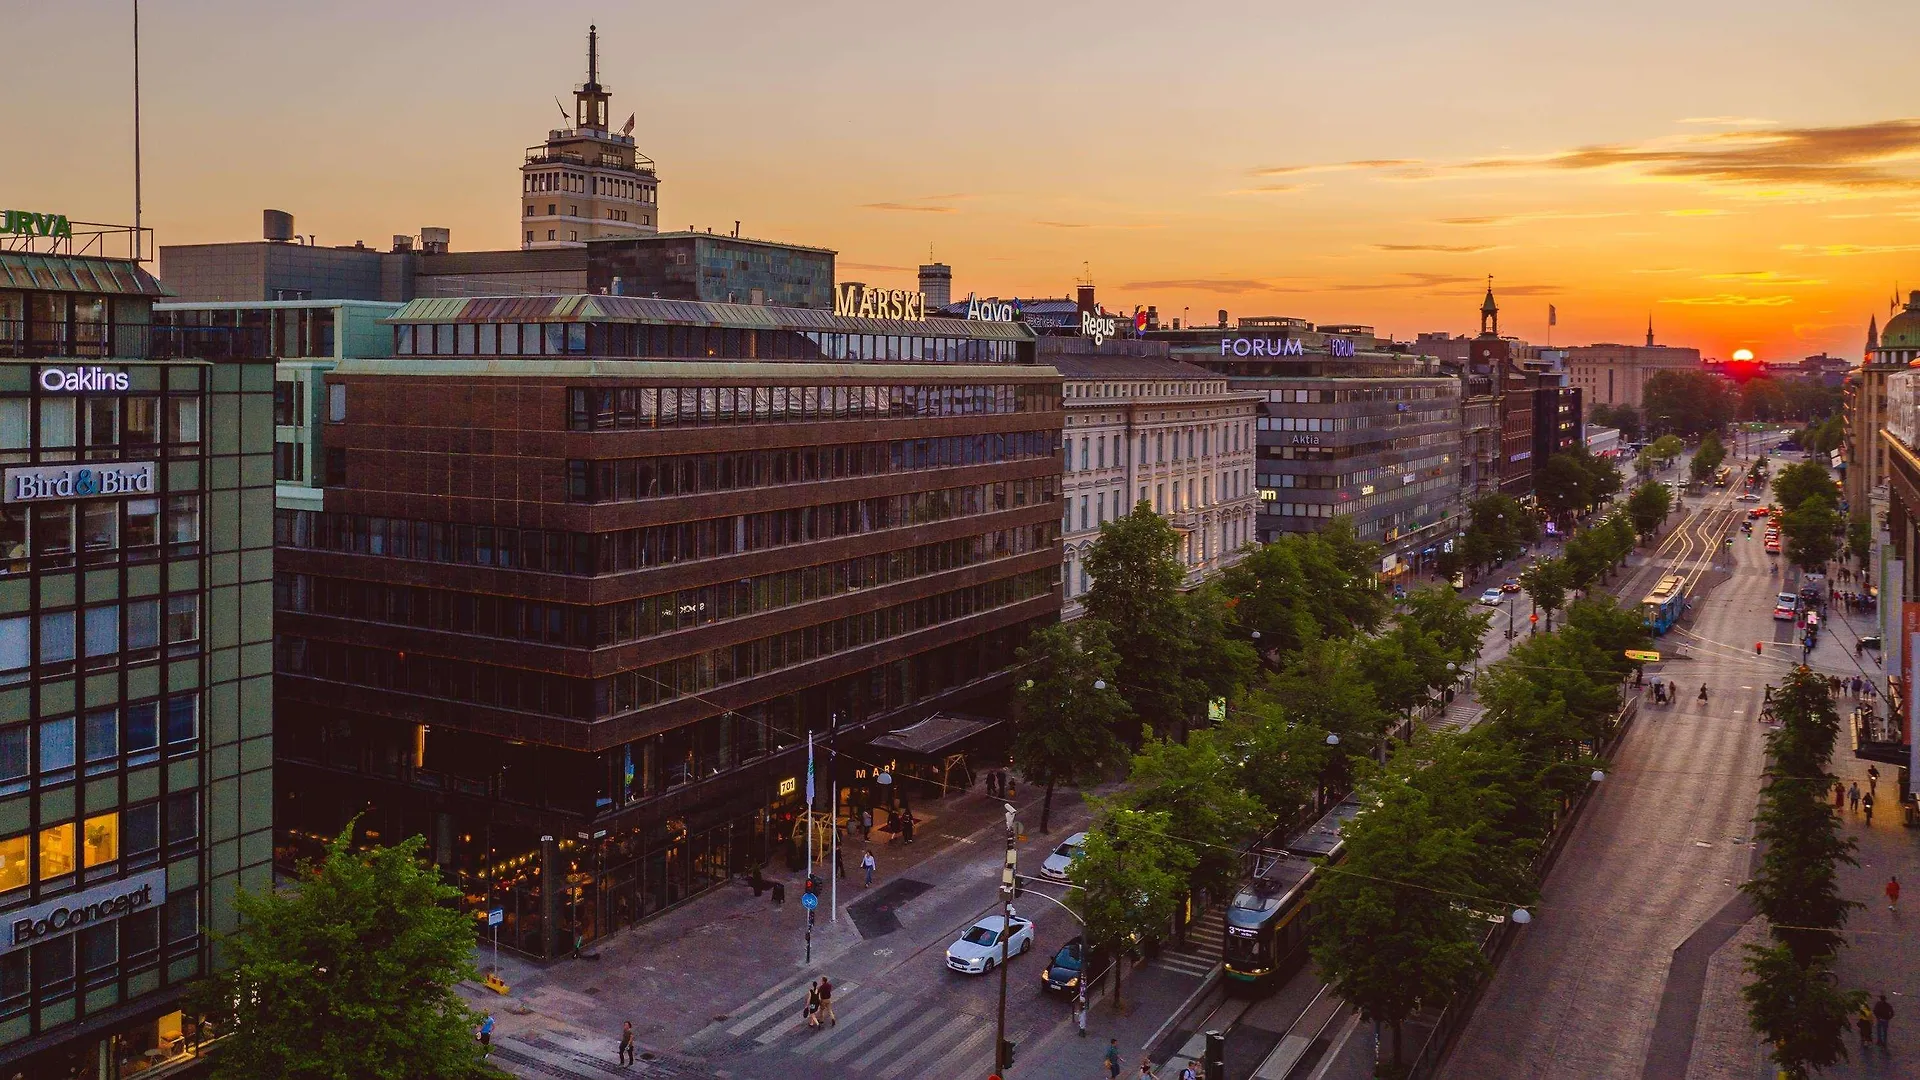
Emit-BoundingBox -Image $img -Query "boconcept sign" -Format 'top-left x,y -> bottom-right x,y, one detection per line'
4,462 -> 157,504
38,366 -> 129,393
4,869 -> 167,954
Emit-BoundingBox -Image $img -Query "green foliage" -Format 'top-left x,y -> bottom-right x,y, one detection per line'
1626,481 -> 1674,540
1649,435 -> 1685,464
1084,505 -> 1198,736
1644,371 -> 1733,437
1308,772 -> 1498,1066
1533,451 -> 1621,524
1688,431 -> 1727,483
1742,942 -> 1865,1080
1069,808 -> 1195,1009
1782,497 -> 1843,574
1588,403 -> 1642,442
1846,512 -> 1872,568
1797,414 -> 1846,456
1223,697 -> 1332,818
1013,621 -> 1132,832
1115,728 -> 1266,900
1268,637 -> 1394,748
1452,494 -> 1540,574
1220,518 -> 1389,661
1358,587 -> 1489,714
1771,461 -> 1838,514
193,826 -> 485,1080
1518,557 -> 1570,630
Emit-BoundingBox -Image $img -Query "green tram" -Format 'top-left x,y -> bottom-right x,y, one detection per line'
1222,797 -> 1362,992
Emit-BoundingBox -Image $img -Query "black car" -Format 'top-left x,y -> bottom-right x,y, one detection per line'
1039,936 -> 1105,996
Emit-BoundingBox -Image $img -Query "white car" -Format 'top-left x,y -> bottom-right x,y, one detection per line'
1479,588 -> 1505,606
1737,493 -> 1760,501
945,916 -> 1034,974
1040,832 -> 1088,882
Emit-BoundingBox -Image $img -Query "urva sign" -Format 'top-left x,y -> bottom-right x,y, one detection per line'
5,462 -> 156,504
2,210 -> 73,240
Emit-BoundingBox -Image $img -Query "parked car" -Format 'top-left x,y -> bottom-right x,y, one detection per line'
946,916 -> 1034,975
1737,493 -> 1760,502
1774,594 -> 1799,620
1040,832 -> 1088,882
1501,578 -> 1522,593
1040,936 -> 1108,995
1479,588 -> 1505,606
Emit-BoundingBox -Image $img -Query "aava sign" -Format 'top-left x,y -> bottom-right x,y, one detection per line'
2,210 -> 72,240
4,462 -> 156,504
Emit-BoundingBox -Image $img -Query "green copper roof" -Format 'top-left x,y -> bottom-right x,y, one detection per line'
0,252 -> 168,296
1882,293 -> 1920,350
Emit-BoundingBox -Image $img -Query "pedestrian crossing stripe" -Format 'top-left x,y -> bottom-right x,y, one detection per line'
810,994 -> 917,1063
875,1012 -> 984,1080
846,1004 -> 954,1073
722,972 -> 820,1036
755,980 -> 861,1044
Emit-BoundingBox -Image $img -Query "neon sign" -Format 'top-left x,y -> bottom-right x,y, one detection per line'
834,284 -> 927,321
38,366 -> 129,393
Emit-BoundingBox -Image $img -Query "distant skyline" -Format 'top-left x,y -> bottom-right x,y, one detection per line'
5,0 -> 1919,361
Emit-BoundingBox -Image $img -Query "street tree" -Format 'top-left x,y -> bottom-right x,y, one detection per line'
1182,582 -> 1261,707
1118,728 -> 1265,904
1688,430 -> 1728,484
1309,774 -> 1494,1069
1589,403 -> 1642,442
1084,505 -> 1199,737
1741,943 -> 1865,1080
1626,481 -> 1673,541
1518,557 -> 1570,631
1533,453 -> 1594,524
1221,520 -> 1388,661
1644,371 -> 1734,436
1649,434 -> 1685,467
1223,697 -> 1333,819
1782,496 -> 1843,575
1069,809 -> 1194,1011
1269,637 -> 1394,749
1012,621 -> 1131,833
192,825 -> 485,1080
1847,512 -> 1872,569
1771,461 -> 1837,514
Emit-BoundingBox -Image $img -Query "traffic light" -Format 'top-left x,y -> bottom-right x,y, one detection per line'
803,875 -> 818,898
999,1039 -> 1016,1068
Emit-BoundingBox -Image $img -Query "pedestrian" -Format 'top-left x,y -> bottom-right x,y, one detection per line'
1863,790 -> 1875,825
618,1022 -> 634,1067
1105,1038 -> 1122,1079
1869,764 -> 1880,795
1074,993 -> 1088,1038
901,810 -> 915,844
834,841 -> 846,881
860,807 -> 873,841
985,770 -> 999,798
477,1014 -> 494,1057
1875,993 -> 1894,1046
804,980 -> 821,1029
1887,875 -> 1901,913
1858,1003 -> 1876,1048
1834,780 -> 1847,811
1850,782 -> 1861,813
1138,1058 -> 1160,1079
1764,684 -> 1774,703
1180,1064 -> 1198,1080
818,976 -> 837,1027
861,848 -> 876,888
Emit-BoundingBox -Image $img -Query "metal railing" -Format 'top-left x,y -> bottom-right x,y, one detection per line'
0,320 -> 153,359
0,220 -> 152,261
151,325 -> 272,360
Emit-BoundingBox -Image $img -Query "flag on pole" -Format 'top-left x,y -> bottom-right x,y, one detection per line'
806,733 -> 815,803
1548,304 -> 1557,327
621,113 -> 636,136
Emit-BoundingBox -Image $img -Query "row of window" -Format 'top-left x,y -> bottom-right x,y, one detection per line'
1068,423 -> 1254,473
565,432 -> 1056,503
0,293 -> 146,360
0,394 -> 201,464
0,600 -> 200,684
1256,406 -> 1456,434
0,797 -> 196,896
277,478 -> 1056,577
155,306 -> 339,360
1068,469 -> 1255,534
400,322 -> 1031,366
565,383 -> 1056,431
0,696 -> 199,793
277,567 -> 1055,721
1260,385 -> 1454,404
1262,431 -> 1458,462
1066,379 -> 1230,398
0,890 -> 198,1014
275,522 -> 1056,648
0,494 -> 201,576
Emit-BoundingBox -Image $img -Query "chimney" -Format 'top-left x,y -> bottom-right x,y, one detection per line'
1146,305 -> 1159,331
420,227 -> 451,255
1217,308 -> 1229,329
262,209 -> 295,242
1076,284 -> 1096,316
391,234 -> 414,253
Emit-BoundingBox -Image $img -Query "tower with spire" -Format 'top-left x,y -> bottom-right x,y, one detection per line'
520,26 -> 659,250
1479,276 -> 1499,338
1645,315 -> 1655,348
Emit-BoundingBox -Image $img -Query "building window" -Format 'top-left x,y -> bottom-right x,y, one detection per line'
548,230 -> 557,241
165,793 -> 198,847
166,596 -> 199,654
83,708 -> 117,775
0,834 -> 24,893
38,822 -> 74,880
82,811 -> 116,868
124,803 -> 159,859
164,694 -> 198,747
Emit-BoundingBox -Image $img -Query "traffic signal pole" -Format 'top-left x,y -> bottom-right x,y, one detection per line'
995,800 -> 1016,1073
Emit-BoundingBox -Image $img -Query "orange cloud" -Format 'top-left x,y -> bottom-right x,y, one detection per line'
1373,243 -> 1496,254
1659,294 -> 1796,307
1457,118 -> 1920,191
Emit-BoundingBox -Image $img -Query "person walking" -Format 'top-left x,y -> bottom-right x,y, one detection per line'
618,1022 -> 634,1067
1863,790 -> 1876,825
1869,764 -> 1880,795
861,848 -> 876,888
1834,780 -> 1847,811
1887,875 -> 1901,913
901,810 -> 916,844
834,839 -> 846,881
1875,994 -> 1895,1046
804,980 -> 821,1029
818,976 -> 837,1027
860,807 -> 873,841
1138,1058 -> 1160,1079
1850,782 -> 1862,813
1104,1038 -> 1122,1079
477,1014 -> 494,1058
1074,993 -> 1088,1038
1858,1003 -> 1876,1048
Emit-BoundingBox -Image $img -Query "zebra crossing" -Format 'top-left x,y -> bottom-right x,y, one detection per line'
687,973 -> 1018,1080
494,1027 -> 706,1080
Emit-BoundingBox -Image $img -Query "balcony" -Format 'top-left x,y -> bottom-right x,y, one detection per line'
0,320 -> 152,360
524,147 -> 657,178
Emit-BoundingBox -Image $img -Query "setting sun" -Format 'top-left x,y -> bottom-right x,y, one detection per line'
1731,349 -> 1755,361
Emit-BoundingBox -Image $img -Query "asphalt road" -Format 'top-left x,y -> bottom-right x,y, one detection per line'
1440,461 -> 1783,1080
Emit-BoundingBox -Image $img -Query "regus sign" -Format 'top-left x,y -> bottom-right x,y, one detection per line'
5,462 -> 156,503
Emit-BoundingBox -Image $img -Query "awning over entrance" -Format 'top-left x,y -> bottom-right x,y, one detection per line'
868,713 -> 998,757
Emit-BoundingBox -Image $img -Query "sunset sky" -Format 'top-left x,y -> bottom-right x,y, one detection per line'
6,1 -> 1919,361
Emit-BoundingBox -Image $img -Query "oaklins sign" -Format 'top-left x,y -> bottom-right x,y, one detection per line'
833,284 -> 928,321
2,210 -> 72,240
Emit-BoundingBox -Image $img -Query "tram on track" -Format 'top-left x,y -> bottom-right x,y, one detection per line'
1222,798 -> 1363,993
1642,574 -> 1687,634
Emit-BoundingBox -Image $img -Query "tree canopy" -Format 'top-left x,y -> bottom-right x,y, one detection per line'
1644,370 -> 1733,437
1013,620 -> 1132,832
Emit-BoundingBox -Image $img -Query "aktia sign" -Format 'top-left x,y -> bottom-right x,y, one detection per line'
2,210 -> 72,240
833,284 -> 928,321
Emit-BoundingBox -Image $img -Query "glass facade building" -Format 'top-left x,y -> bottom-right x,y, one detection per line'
0,251 -> 275,1077
272,294 -> 1060,959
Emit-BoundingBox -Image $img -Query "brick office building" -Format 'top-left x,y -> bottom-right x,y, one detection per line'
271,294 -> 1062,957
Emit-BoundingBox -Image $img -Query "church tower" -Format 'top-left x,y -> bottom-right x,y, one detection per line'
1479,278 -> 1499,337
521,26 -> 659,250
1646,315 -> 1655,348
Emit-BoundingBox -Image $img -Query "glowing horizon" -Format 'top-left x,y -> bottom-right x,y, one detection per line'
4,1 -> 1918,363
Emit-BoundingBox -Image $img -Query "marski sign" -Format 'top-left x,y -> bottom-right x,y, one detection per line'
833,284 -> 928,321
5,462 -> 156,504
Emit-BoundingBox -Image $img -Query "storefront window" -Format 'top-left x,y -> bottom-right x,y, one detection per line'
39,821 -> 75,879
0,834 -> 26,892
83,811 -> 117,867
